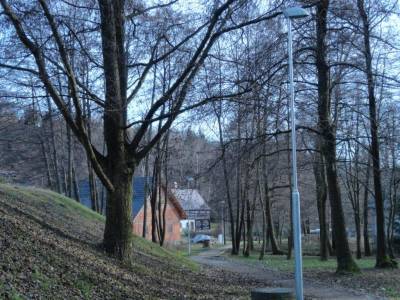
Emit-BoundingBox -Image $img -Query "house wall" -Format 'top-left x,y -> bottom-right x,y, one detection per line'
132,198 -> 182,242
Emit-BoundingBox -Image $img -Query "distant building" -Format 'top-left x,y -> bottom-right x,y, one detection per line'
0,169 -> 17,183
79,177 -> 186,242
171,188 -> 211,231
132,177 -> 186,243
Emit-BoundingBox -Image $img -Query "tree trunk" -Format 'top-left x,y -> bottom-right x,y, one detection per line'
67,113 -> 73,198
244,196 -> 251,257
355,212 -> 362,259
88,163 -> 98,211
259,164 -> 267,260
215,104 -> 237,254
357,0 -> 396,268
46,95 -> 62,194
265,193 -> 282,255
103,168 -> 134,261
363,160 -> 371,256
150,158 -> 160,243
72,164 -> 80,203
99,0 -> 134,260
40,138 -> 53,189
316,0 -> 358,273
313,152 -> 329,261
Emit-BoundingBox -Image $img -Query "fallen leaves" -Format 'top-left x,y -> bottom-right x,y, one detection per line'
0,185 -> 262,299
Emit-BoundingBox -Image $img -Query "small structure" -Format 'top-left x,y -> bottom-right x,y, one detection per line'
132,177 -> 187,243
171,188 -> 211,231
79,177 -> 186,242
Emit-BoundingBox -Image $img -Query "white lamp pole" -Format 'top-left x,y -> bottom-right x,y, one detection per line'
283,6 -> 309,300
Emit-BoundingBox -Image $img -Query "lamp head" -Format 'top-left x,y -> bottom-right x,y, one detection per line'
283,7 -> 309,19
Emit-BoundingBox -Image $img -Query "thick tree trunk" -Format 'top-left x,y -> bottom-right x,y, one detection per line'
103,168 -> 134,261
99,0 -> 134,260
325,149 -> 357,271
316,0 -> 358,273
357,0 -> 396,268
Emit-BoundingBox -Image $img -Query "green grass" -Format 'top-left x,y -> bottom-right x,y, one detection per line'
177,243 -> 208,257
0,183 -> 197,272
231,253 -> 376,272
132,235 -> 199,271
74,273 -> 94,299
0,183 -> 105,222
31,268 -> 53,292
385,287 -> 400,299
1,279 -> 25,300
0,183 -> 198,272
10,291 -> 24,300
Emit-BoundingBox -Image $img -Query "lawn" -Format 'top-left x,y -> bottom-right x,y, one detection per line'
232,253 -> 376,272
229,251 -> 400,299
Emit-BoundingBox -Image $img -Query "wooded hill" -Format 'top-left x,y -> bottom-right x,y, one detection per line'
0,183 -> 260,299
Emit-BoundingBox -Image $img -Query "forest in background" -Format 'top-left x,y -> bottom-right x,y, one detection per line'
0,0 -> 399,273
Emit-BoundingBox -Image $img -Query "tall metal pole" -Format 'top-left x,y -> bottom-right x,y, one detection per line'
287,17 -> 304,300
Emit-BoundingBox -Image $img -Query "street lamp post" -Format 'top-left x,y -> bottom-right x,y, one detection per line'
283,6 -> 309,300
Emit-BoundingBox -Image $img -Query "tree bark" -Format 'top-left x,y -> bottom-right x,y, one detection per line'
357,0 -> 396,268
313,151 -> 329,261
315,0 -> 358,273
40,138 -> 53,189
99,0 -> 134,259
46,95 -> 62,194
103,167 -> 134,261
72,164 -> 80,203
363,161 -> 372,256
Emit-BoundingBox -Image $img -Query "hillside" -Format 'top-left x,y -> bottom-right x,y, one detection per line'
0,184 -> 259,299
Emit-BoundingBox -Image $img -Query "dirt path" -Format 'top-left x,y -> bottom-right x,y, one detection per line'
191,248 -> 382,300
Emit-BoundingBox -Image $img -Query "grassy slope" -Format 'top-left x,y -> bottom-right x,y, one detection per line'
0,184 -> 254,299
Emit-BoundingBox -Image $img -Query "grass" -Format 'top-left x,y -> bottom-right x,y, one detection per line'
0,183 -> 105,222
177,243 -> 208,257
0,183 -> 198,271
132,235 -> 199,271
10,291 -> 24,300
385,287 -> 400,299
232,252 -> 376,272
1,182 -> 258,299
0,280 -> 24,300
25,186 -> 104,222
31,268 -> 54,292
74,273 -> 94,299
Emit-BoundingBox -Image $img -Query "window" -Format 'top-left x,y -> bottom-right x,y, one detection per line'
168,224 -> 173,233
